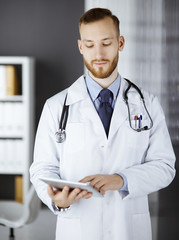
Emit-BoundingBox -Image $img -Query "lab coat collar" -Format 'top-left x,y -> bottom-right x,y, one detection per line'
66,75 -> 128,106
66,75 -> 88,105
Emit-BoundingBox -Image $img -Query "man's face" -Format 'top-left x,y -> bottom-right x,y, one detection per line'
78,17 -> 124,79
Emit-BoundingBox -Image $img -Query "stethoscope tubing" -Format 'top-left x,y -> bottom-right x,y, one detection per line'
59,94 -> 69,131
55,94 -> 69,143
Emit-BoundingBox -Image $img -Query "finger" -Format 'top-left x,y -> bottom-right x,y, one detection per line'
100,189 -> 106,195
61,185 -> 70,199
94,182 -> 105,192
91,176 -> 106,189
99,186 -> 107,195
80,175 -> 95,183
82,192 -> 93,199
68,188 -> 81,201
93,177 -> 107,188
74,190 -> 88,201
90,177 -> 102,187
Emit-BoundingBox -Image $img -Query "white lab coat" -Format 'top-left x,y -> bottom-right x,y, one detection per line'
30,75 -> 175,240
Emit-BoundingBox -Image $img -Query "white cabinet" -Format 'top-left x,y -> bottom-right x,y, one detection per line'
0,56 -> 35,203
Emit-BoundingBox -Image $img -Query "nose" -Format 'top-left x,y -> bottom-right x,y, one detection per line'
95,45 -> 104,60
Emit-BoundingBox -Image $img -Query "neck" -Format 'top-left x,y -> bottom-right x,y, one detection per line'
89,67 -> 118,88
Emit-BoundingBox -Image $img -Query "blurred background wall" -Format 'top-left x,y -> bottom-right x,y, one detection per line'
0,0 -> 178,239
0,0 -> 84,123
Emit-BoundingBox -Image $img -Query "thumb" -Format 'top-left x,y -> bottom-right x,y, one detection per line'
47,185 -> 55,198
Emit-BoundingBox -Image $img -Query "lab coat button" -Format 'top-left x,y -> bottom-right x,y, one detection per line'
101,145 -> 104,148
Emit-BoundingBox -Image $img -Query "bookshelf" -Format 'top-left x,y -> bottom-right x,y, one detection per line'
0,56 -> 35,203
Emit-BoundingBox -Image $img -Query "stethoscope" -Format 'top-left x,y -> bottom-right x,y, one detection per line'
55,79 -> 153,143
124,79 -> 153,132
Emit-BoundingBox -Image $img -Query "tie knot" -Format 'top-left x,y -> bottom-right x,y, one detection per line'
99,89 -> 113,104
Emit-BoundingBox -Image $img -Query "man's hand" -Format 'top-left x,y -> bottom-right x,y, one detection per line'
48,185 -> 92,208
80,174 -> 124,195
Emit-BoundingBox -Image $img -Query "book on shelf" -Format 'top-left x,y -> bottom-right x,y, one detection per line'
0,65 -> 20,97
6,65 -> 19,96
15,175 -> 23,203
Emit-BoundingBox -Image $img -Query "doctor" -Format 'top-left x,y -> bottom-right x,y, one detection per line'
30,8 -> 176,240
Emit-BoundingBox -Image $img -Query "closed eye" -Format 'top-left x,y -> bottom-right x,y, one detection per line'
103,43 -> 111,46
85,45 -> 94,48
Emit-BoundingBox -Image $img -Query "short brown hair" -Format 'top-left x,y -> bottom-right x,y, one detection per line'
79,8 -> 120,35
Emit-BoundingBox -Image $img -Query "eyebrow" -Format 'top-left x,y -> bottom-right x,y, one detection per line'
82,37 -> 114,43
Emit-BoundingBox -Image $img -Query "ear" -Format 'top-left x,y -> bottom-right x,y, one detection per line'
118,36 -> 125,51
78,39 -> 83,55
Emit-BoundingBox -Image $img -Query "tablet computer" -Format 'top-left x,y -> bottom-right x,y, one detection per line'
39,176 -> 103,198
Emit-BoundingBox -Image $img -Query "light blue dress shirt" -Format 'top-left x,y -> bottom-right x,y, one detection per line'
85,73 -> 128,193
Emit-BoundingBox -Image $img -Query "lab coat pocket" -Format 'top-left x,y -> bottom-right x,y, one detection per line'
132,213 -> 152,240
56,217 -> 82,240
129,119 -> 149,131
64,123 -> 85,153
124,120 -> 149,150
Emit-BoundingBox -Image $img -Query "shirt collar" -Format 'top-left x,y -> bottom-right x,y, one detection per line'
85,72 -> 121,101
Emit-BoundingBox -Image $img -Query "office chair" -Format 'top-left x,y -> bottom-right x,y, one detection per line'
0,185 -> 40,240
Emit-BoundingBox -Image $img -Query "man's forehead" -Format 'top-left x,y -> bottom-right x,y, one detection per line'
80,20 -> 118,40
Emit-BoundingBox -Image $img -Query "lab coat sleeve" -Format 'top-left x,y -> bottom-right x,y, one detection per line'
121,96 -> 176,200
30,100 -> 61,214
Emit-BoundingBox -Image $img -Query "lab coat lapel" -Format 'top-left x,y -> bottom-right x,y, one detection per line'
81,96 -> 106,136
66,75 -> 106,136
109,78 -> 128,139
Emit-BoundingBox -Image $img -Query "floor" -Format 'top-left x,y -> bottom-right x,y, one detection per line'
0,207 -> 158,240
1,205 -> 177,240
0,206 -> 56,240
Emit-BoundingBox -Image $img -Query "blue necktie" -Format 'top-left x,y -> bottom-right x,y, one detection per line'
98,89 -> 113,136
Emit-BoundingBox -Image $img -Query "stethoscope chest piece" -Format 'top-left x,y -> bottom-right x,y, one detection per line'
55,129 -> 66,143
